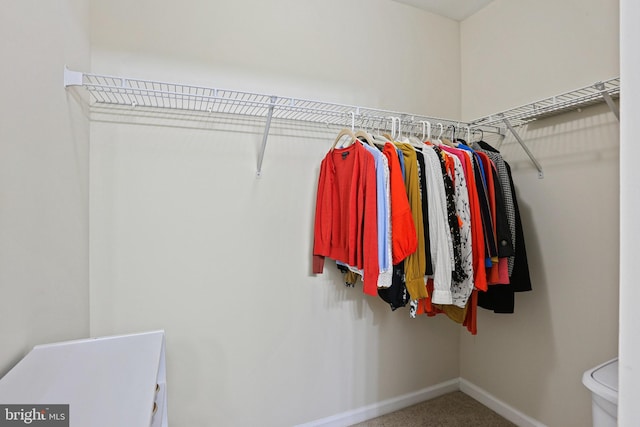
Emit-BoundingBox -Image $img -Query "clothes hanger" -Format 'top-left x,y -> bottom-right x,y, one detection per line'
394,117 -> 412,146
396,117 -> 402,141
419,120 -> 432,146
397,117 -> 414,144
475,128 -> 484,142
372,117 -> 390,144
381,132 -> 395,141
398,117 -> 417,145
441,124 -> 456,147
350,116 -> 370,147
454,124 -> 468,146
332,128 -> 357,149
433,122 -> 444,146
356,116 -> 377,147
408,119 -> 424,147
454,125 -> 470,147
331,128 -> 357,150
354,130 -> 375,146
408,130 -> 423,147
470,128 -> 485,148
394,117 -> 402,140
330,111 -> 359,149
381,116 -> 397,142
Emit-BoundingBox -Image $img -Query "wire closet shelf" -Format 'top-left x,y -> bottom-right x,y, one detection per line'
63,68 -> 471,135
471,77 -> 620,128
64,68 -> 620,178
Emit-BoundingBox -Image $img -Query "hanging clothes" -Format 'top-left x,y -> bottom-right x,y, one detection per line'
421,145 -> 453,305
472,140 -> 516,273
377,142 -> 416,311
432,145 -> 465,284
382,143 -> 418,264
414,151 -> 434,276
487,163 -> 512,284
335,143 -> 393,288
312,128 -> 532,334
395,142 -> 428,300
440,149 -> 474,307
312,141 -> 379,296
477,157 -> 532,313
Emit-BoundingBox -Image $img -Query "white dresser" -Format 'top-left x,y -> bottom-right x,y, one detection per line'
0,331 -> 168,427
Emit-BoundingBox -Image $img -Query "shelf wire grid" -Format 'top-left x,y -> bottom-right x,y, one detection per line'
471,77 -> 620,128
79,72 -> 474,134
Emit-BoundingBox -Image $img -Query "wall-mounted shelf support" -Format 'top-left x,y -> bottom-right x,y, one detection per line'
595,82 -> 620,121
502,117 -> 544,179
257,96 -> 276,177
64,67 -> 83,87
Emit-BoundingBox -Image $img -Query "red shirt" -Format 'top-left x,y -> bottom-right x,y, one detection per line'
313,143 -> 379,296
382,143 -> 417,264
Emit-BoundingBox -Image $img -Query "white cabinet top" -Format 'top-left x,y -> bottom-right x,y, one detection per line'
0,330 -> 166,427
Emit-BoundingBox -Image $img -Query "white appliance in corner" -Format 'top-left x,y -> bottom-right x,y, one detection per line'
0,330 -> 168,427
582,358 -> 618,427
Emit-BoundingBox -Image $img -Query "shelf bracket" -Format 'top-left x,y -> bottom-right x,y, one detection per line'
595,82 -> 620,121
256,96 -> 277,177
64,67 -> 83,87
502,117 -> 544,179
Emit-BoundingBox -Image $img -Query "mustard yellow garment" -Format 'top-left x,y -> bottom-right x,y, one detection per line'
395,142 -> 427,299
434,303 -> 468,324
343,270 -> 359,286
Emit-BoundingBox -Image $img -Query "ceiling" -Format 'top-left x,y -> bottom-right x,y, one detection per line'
392,0 -> 496,21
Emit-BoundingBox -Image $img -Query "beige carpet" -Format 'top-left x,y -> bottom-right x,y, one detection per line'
350,391 -> 517,427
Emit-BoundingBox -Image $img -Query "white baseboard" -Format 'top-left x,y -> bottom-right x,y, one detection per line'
295,378 -> 547,427
294,378 -> 459,427
459,378 -> 547,427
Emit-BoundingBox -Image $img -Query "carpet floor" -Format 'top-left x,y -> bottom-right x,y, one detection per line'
350,391 -> 517,427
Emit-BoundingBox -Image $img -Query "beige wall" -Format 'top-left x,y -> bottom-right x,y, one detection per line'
0,1 -> 90,375
88,1 -> 462,426
0,0 -> 624,425
90,0 -> 461,117
461,0 -> 619,120
460,1 -> 620,426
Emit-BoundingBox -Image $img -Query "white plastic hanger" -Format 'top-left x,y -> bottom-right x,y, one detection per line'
406,118 -> 422,146
434,122 -> 444,145
354,116 -> 375,147
441,124 -> 456,147
382,116 -> 397,142
420,120 -> 432,142
372,117 -> 389,144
